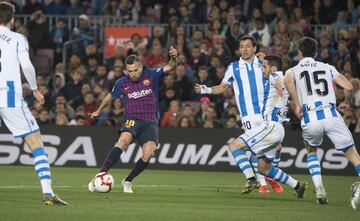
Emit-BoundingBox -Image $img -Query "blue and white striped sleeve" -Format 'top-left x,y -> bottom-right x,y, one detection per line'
222,63 -> 234,85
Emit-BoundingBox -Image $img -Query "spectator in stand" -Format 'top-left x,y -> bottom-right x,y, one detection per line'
43,0 -> 67,15
225,21 -> 242,58
51,19 -> 69,63
127,33 -> 143,55
39,84 -> 54,111
106,98 -> 124,126
27,9 -> 52,52
332,11 -> 349,29
38,110 -> 51,125
54,113 -> 69,125
22,0 -> 43,15
164,16 -> 179,48
189,46 -> 208,71
179,4 -> 193,25
145,44 -> 166,68
83,92 -> 97,125
159,88 -> 178,116
160,4 -> 177,24
66,0 -> 84,15
175,115 -> 196,128
90,64 -> 109,89
269,6 -> 288,33
319,0 -> 338,24
83,42 -> 101,64
71,14 -> 96,55
86,55 -> 99,78
148,26 -> 166,48
107,58 -> 124,88
195,66 -> 213,90
106,45 -> 126,70
103,0 -> 119,16
66,52 -> 82,76
72,83 -> 92,110
334,40 -> 350,68
60,70 -> 84,102
223,116 -> 240,129
117,0 -> 139,24
161,100 -> 181,127
175,64 -> 193,101
249,17 -> 271,47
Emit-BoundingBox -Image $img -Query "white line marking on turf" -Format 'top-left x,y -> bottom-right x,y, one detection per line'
0,185 -> 240,189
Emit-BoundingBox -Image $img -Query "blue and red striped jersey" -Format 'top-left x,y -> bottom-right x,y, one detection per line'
111,67 -> 165,123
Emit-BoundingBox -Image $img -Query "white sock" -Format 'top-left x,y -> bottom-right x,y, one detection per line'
307,154 -> 323,188
251,157 -> 266,186
32,147 -> 54,196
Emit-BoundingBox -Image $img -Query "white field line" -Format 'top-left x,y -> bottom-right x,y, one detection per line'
0,184 -> 240,189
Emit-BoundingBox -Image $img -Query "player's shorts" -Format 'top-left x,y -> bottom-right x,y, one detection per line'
302,116 -> 354,152
119,119 -> 158,146
0,100 -> 39,138
240,121 -> 285,159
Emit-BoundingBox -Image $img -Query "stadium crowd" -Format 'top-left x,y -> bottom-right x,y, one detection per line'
5,0 -> 360,132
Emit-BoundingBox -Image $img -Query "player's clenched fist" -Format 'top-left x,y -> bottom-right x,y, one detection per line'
194,84 -> 212,94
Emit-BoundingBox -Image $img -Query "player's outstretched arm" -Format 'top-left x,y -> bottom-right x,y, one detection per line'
194,82 -> 229,95
335,74 -> 354,113
284,70 -> 303,119
163,46 -> 178,72
18,48 -> 45,105
91,93 -> 113,119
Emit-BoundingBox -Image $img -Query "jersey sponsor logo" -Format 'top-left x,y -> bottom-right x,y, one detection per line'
143,79 -> 150,86
127,89 -> 152,99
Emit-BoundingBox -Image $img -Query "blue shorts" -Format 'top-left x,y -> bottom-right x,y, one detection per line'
119,119 -> 158,146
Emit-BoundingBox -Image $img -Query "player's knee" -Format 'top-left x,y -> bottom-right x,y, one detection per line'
228,139 -> 245,152
306,146 -> 317,154
24,132 -> 43,149
142,150 -> 154,162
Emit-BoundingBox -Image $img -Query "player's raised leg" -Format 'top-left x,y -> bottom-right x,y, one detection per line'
343,147 -> 360,176
89,131 -> 132,192
228,139 -> 259,194
99,132 -> 132,173
122,141 -> 156,193
306,146 -> 327,204
257,158 -> 307,199
251,156 -> 269,193
25,132 -> 67,205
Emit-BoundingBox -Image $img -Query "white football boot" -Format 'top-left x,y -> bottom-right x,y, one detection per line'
351,182 -> 360,210
316,186 -> 328,204
122,179 -> 134,193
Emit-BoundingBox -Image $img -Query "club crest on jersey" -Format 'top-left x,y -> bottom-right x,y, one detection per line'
143,79 -> 150,86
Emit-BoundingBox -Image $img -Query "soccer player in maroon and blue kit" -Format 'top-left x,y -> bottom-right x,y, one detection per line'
88,47 -> 178,193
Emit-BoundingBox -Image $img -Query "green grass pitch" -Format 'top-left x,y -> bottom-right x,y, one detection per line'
0,166 -> 358,221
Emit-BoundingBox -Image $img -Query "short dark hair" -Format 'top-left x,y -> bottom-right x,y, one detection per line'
125,55 -> 140,65
297,37 -> 318,58
0,2 -> 14,25
239,35 -> 257,47
264,54 -> 283,72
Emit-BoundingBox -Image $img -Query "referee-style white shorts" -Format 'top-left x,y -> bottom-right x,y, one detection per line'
0,100 -> 39,138
302,117 -> 355,152
240,121 -> 285,159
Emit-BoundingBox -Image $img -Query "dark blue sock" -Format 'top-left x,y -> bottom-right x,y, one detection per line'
125,158 -> 149,182
100,147 -> 122,172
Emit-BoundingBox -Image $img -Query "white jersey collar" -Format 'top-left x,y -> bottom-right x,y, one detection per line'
239,56 -> 260,65
299,57 -> 315,64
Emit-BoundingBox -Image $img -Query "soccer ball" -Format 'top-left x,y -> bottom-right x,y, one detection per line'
89,172 -> 114,193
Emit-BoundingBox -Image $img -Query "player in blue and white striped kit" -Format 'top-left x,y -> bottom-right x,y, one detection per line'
0,2 -> 66,205
196,36 -> 306,197
285,37 -> 360,206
